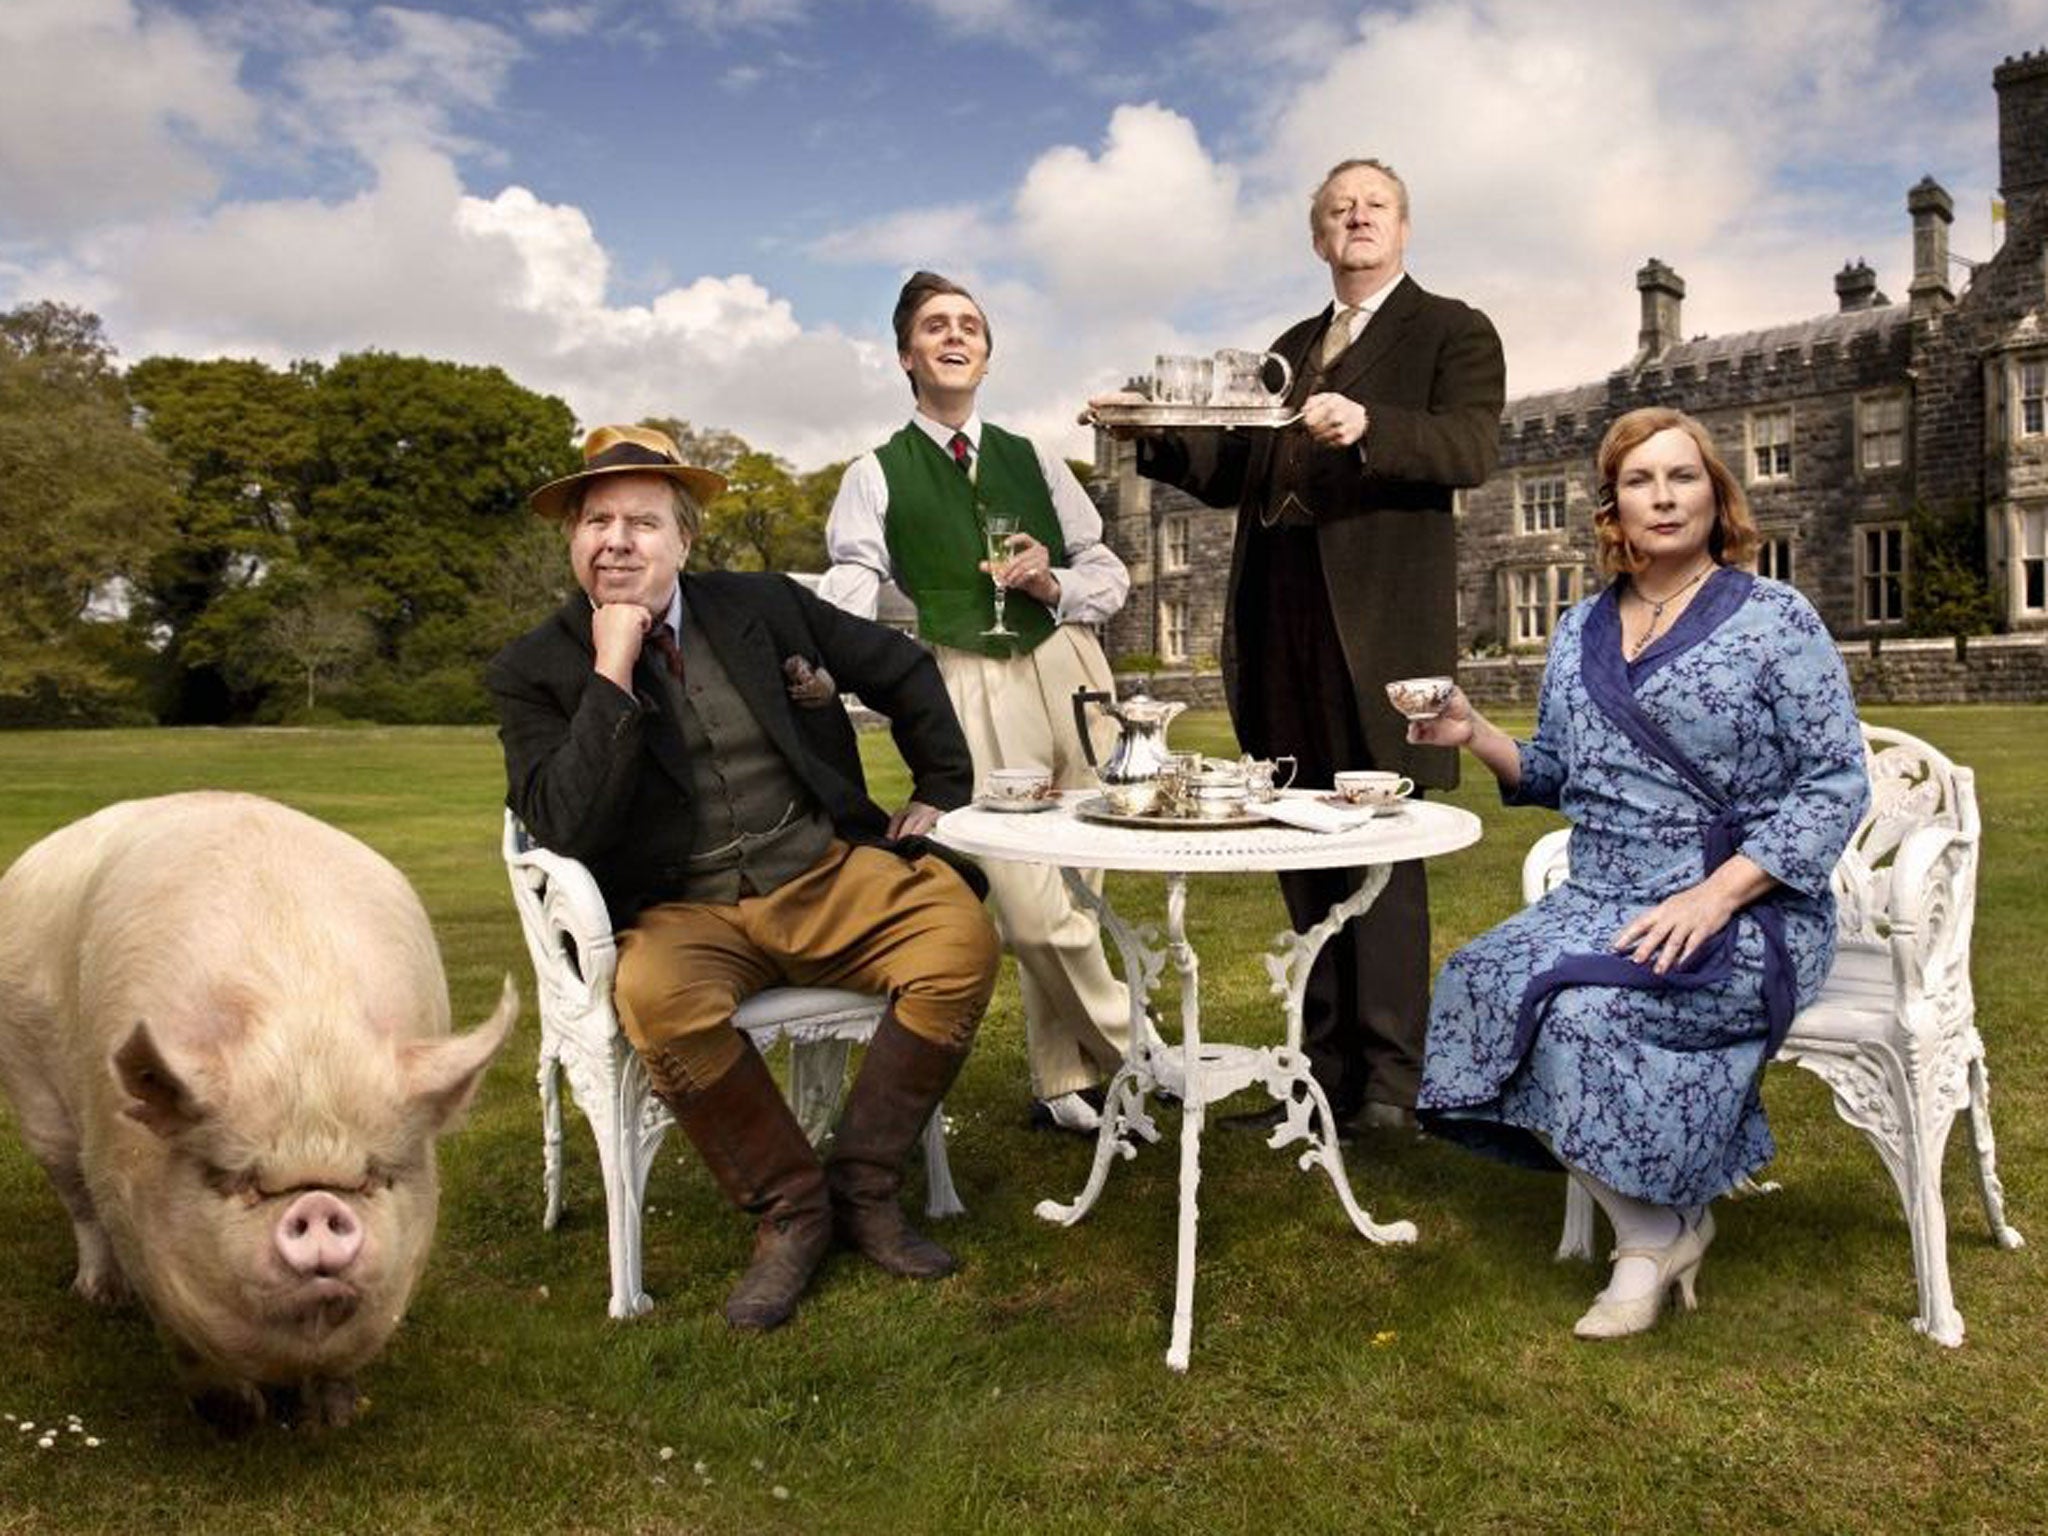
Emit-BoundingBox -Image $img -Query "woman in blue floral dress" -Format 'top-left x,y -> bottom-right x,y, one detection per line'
1411,407 -> 1868,1339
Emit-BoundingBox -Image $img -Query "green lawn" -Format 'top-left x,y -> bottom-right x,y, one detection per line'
0,709 -> 2041,1535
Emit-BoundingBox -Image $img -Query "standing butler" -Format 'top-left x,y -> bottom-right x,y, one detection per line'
1093,158 -> 1504,1130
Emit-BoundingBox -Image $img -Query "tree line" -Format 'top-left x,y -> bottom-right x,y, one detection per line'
0,300 -> 845,726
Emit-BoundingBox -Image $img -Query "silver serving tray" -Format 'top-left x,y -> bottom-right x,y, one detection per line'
1087,402 -> 1301,430
1072,794 -> 1272,830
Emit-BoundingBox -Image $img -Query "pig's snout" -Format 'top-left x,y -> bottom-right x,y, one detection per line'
275,1192 -> 363,1278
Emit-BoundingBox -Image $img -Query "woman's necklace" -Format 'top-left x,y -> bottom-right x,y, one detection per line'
1627,560 -> 1715,659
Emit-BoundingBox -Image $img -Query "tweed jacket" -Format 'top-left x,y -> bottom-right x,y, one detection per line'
1139,275 -> 1505,788
488,571 -> 980,925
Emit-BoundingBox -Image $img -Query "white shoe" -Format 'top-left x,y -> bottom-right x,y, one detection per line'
1573,1208 -> 1717,1340
1036,1091 -> 1102,1133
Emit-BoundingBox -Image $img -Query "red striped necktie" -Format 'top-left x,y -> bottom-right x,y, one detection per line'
947,431 -> 973,473
646,624 -> 684,681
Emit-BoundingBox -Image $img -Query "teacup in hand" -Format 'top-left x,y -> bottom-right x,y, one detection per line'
985,765 -> 1055,804
1385,676 -> 1455,721
1333,769 -> 1414,807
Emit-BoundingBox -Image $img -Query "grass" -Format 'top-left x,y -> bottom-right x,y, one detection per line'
0,708 -> 2042,1534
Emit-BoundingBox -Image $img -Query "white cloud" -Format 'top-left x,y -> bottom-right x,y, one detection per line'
812,203 -> 1000,268
6,0 -> 2039,477
0,0 -> 256,237
1230,0 -> 1992,395
19,145 -> 899,466
660,0 -> 812,33
529,5 -> 601,38
902,0 -> 1087,54
1011,104 -> 1246,313
270,4 -> 524,162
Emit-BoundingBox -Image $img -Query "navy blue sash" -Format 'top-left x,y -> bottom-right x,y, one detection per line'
1509,568 -> 1797,1062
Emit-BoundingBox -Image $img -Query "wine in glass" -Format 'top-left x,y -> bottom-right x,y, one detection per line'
981,509 -> 1021,639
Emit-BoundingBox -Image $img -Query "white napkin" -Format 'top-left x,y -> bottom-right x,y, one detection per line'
1257,796 -> 1388,834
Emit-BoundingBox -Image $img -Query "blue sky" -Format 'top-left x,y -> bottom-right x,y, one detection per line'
3,0 -> 2045,467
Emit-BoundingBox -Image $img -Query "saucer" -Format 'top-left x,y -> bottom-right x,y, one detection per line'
1317,794 -> 1403,816
975,796 -> 1060,814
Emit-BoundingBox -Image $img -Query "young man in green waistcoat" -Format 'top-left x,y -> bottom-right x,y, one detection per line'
821,271 -> 1137,1134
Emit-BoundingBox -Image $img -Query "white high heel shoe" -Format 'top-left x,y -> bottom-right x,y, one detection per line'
1573,1208 -> 1717,1341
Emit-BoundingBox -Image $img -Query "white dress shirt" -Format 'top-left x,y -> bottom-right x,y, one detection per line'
819,410 -> 1130,628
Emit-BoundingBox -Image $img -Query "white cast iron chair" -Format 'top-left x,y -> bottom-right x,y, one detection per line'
502,812 -> 964,1319
1530,724 -> 2022,1345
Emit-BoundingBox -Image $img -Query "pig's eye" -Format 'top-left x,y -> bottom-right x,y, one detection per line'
357,1161 -> 401,1194
201,1163 -> 260,1201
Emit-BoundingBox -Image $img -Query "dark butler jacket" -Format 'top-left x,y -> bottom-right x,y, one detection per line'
488,570 -> 982,926
1139,275 -> 1504,789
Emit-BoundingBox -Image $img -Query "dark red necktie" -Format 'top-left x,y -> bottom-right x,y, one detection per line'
646,624 -> 684,681
948,431 -> 973,473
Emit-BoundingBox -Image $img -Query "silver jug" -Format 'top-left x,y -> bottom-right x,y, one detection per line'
1073,685 -> 1188,817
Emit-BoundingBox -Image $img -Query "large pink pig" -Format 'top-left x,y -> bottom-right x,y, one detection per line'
0,791 -> 515,1431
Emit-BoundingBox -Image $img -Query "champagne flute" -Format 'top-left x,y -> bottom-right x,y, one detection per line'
981,509 -> 1021,638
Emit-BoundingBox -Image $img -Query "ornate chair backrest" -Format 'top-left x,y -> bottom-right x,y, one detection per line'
502,810 -> 618,1013
1831,725 -> 1979,954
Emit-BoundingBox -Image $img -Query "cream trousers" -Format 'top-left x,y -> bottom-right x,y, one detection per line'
937,625 -> 1133,1099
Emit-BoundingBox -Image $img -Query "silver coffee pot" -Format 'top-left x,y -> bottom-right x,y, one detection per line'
1073,685 -> 1187,816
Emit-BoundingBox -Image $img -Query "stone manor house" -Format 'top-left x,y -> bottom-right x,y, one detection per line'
1092,51 -> 2048,671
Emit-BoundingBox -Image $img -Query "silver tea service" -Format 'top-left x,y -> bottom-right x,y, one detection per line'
1239,754 -> 1298,802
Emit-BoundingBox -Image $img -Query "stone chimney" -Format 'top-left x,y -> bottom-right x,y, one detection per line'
1635,258 -> 1685,363
1835,259 -> 1880,311
1995,50 -> 2048,216
1908,177 -> 1954,318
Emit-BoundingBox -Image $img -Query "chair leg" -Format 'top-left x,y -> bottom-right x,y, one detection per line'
787,1036 -> 854,1145
539,1048 -> 565,1232
1893,1077 -> 1966,1348
1557,1172 -> 1598,1262
557,1028 -> 667,1319
1964,1043 -> 2026,1252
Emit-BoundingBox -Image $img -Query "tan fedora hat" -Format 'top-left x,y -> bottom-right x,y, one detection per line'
529,424 -> 727,529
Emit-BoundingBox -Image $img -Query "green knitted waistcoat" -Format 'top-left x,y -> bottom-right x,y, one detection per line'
876,423 -> 1065,657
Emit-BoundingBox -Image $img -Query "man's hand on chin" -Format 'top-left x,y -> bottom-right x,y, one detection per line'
591,602 -> 652,690
888,801 -> 943,838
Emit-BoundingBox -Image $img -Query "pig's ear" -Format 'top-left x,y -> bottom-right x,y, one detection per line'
113,1022 -> 210,1138
401,975 -> 518,1134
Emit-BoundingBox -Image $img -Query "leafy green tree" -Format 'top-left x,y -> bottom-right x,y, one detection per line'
694,448 -> 837,574
789,462 -> 843,574
262,584 -> 377,713
0,301 -> 118,376
640,416 -> 748,476
0,303 -> 176,724
127,355 -> 321,721
303,353 -> 578,647
699,449 -> 794,571
1906,502 -> 1997,637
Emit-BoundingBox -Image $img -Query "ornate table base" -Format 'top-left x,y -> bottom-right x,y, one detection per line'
1035,865 -> 1418,1371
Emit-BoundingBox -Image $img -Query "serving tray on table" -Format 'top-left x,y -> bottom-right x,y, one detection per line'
1072,794 -> 1273,831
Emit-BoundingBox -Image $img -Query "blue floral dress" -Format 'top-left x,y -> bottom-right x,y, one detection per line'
1416,569 -> 1869,1205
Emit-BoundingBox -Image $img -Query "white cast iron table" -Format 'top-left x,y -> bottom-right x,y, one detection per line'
934,791 -> 1482,1369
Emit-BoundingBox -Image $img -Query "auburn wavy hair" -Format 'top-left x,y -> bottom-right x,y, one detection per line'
1592,407 -> 1760,576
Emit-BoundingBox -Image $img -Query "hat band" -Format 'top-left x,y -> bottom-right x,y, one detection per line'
586,441 -> 679,471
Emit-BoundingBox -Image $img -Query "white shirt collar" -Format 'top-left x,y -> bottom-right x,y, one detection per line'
1338,270 -> 1406,319
912,409 -> 982,454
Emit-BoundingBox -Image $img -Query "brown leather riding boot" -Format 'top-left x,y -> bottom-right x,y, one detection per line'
826,1012 -> 969,1279
657,1045 -> 831,1331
